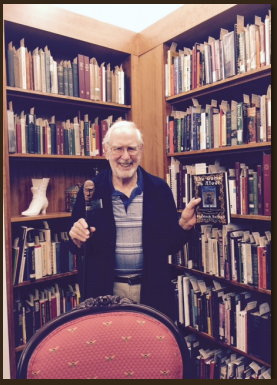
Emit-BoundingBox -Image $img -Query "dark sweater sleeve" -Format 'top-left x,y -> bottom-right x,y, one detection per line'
67,185 -> 86,256
161,180 -> 195,254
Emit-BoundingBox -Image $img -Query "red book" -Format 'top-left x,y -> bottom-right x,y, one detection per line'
94,123 -> 101,155
258,246 -> 267,289
169,117 -> 174,153
77,54 -> 85,99
235,162 -> 241,214
16,120 -> 22,153
263,153 -> 271,216
100,119 -> 109,156
257,165 -> 263,215
50,295 -> 57,320
84,55 -> 90,100
56,124 -> 61,155
241,168 -> 249,215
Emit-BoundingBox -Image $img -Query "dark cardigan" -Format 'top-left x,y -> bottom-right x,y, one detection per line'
68,166 -> 194,320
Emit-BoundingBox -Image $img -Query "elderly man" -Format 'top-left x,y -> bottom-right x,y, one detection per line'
69,120 -> 201,319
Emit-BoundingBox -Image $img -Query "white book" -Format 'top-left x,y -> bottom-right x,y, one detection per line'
32,48 -> 41,91
51,241 -> 57,275
39,49 -> 46,93
213,112 -> 220,148
18,39 -> 27,89
73,119 -> 81,155
89,61 -> 94,100
177,275 -> 184,324
34,235 -> 42,279
265,15 -> 270,65
20,111 -> 26,153
54,283 -> 61,316
200,111 -> 206,150
182,276 -> 191,327
38,222 -> 52,276
7,107 -> 16,153
53,60 -> 58,94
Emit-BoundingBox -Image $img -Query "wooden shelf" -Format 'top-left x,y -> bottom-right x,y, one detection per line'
11,211 -> 72,222
13,271 -> 77,288
167,142 -> 271,157
176,211 -> 270,222
166,65 -> 271,105
9,153 -> 107,160
171,264 -> 271,295
6,86 -> 132,110
184,325 -> 271,368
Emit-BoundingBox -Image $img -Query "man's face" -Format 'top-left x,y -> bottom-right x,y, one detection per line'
105,127 -> 143,180
84,180 -> 95,201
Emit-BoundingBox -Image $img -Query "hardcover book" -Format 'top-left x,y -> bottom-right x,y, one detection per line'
192,172 -> 231,225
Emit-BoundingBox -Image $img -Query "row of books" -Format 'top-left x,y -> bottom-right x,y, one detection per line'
185,333 -> 271,379
168,156 -> 271,217
173,275 -> 271,363
7,103 -> 124,155
166,86 -> 271,154
6,40 -> 126,104
165,11 -> 271,97
12,222 -> 77,286
171,226 -> 271,291
14,283 -> 80,347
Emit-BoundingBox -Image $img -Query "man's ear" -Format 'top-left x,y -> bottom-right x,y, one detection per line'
103,145 -> 109,160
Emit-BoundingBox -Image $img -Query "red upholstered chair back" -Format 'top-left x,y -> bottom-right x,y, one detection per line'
17,295 -> 191,379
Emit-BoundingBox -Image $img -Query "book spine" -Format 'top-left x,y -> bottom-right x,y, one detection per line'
68,66 -> 73,97
72,62 -> 79,97
84,56 -> 90,100
235,162 -> 241,215
263,153 -> 271,216
49,123 -> 57,155
57,62 -> 64,95
78,54 -> 85,98
63,64 -> 69,96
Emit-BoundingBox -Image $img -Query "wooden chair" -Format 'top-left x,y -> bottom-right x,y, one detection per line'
16,295 -> 192,379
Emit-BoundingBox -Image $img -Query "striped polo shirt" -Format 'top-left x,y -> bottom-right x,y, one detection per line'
110,169 -> 144,277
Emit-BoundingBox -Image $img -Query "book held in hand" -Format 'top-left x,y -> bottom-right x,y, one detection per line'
192,172 -> 231,225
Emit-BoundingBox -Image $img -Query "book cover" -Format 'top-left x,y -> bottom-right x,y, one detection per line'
84,55 -> 90,100
63,60 -> 69,96
72,57 -> 79,97
192,172 -> 230,225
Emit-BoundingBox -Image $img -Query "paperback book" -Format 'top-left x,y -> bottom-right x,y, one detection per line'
192,172 -> 231,225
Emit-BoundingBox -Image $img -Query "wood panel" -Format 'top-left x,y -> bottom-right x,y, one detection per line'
3,25 -> 17,379
3,4 -> 138,56
138,45 -> 166,179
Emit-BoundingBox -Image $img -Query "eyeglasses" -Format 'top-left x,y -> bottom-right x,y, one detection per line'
109,146 -> 141,156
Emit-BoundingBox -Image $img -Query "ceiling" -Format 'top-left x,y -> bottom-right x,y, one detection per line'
52,4 -> 184,32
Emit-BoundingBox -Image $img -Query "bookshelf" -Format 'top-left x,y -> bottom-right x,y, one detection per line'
3,4 -> 140,378
3,3 -> 272,379
164,3 -> 271,374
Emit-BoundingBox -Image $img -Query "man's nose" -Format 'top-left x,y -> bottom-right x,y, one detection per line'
120,148 -> 131,159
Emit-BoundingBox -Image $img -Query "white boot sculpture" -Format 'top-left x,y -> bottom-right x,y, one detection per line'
21,178 -> 50,216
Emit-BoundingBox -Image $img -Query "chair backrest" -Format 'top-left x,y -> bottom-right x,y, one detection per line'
17,295 -> 192,379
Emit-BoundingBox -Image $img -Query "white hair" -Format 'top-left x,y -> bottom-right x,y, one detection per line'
102,120 -> 144,147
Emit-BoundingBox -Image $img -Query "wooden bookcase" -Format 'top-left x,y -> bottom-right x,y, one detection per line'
162,3 -> 271,373
3,4 -> 141,378
3,3 -> 272,378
